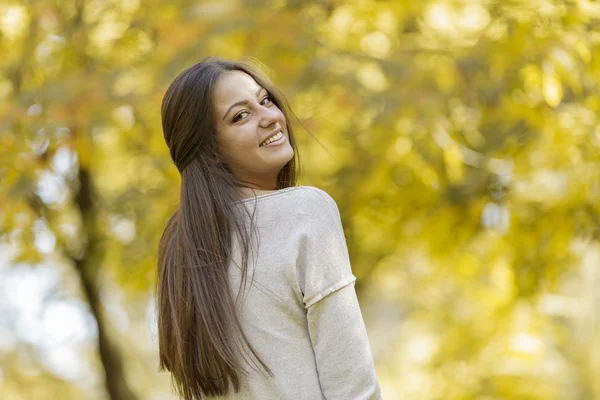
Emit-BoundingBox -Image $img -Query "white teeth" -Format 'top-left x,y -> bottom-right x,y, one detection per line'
260,131 -> 282,147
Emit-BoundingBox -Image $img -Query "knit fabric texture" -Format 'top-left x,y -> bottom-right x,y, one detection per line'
210,186 -> 382,400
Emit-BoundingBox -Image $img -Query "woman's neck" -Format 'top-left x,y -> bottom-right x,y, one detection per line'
237,187 -> 278,200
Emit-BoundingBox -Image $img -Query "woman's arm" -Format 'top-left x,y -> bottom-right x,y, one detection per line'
307,282 -> 383,399
295,187 -> 382,399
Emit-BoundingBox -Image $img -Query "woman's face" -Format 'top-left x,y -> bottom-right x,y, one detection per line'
213,70 -> 294,190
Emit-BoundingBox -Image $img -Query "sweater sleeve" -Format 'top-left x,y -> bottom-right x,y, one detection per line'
295,189 -> 383,399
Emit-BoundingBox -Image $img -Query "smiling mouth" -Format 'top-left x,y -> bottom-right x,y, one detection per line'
259,131 -> 283,147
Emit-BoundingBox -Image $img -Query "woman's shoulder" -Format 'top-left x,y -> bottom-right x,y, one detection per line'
238,185 -> 341,224
283,186 -> 343,233
280,185 -> 339,212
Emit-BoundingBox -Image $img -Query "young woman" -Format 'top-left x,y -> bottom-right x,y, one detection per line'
157,56 -> 382,400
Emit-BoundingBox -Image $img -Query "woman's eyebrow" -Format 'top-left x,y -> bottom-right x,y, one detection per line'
222,87 -> 266,120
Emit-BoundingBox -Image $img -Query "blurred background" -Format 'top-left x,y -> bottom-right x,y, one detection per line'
1,0 -> 600,399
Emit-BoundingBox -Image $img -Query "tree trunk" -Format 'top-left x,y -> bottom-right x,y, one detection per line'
73,167 -> 140,400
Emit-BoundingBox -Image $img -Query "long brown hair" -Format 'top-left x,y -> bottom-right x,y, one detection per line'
156,56 -> 300,398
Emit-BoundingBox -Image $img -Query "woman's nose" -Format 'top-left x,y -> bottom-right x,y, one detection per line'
258,105 -> 280,128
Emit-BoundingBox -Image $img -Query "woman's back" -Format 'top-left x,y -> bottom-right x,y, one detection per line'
217,186 -> 382,400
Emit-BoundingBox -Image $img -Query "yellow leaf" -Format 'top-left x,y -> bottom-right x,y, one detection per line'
443,143 -> 464,183
356,62 -> 389,92
574,41 -> 591,63
543,72 -> 563,107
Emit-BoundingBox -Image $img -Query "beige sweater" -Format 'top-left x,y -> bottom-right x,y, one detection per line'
212,186 -> 382,400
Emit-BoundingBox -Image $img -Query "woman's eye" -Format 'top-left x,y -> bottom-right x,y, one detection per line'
261,95 -> 272,106
232,96 -> 272,123
233,111 -> 249,122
